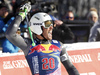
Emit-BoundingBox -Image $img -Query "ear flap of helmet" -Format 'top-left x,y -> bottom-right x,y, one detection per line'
30,25 -> 42,35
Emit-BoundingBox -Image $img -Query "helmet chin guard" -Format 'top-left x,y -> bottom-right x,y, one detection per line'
29,12 -> 52,35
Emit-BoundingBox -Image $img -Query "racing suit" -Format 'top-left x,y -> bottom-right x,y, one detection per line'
5,15 -> 79,75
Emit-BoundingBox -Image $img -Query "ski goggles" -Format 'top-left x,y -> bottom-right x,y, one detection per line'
66,16 -> 74,19
43,20 -> 53,28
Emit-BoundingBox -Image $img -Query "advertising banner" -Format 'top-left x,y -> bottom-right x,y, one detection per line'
0,53 -> 32,75
61,42 -> 100,75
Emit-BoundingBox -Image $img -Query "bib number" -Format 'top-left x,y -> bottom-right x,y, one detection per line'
42,58 -> 55,70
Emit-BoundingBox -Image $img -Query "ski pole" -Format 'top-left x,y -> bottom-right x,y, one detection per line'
25,9 -> 35,46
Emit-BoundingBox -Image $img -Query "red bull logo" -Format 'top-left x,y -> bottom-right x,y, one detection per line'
28,44 -> 61,55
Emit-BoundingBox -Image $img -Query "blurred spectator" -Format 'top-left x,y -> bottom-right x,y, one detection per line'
0,3 -> 8,18
0,3 -> 9,47
88,7 -> 100,42
50,15 -> 75,43
88,19 -> 100,42
87,7 -> 98,24
65,10 -> 74,21
88,21 -> 100,42
1,1 -> 25,53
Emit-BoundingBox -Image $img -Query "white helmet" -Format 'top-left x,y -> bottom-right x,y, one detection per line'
29,12 -> 53,35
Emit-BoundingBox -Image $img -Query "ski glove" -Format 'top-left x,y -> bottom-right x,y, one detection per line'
19,2 -> 31,21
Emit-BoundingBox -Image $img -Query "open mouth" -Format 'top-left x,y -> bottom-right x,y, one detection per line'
48,31 -> 52,37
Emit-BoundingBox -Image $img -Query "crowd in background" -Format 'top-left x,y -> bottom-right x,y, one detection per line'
58,0 -> 99,20
0,0 -> 100,53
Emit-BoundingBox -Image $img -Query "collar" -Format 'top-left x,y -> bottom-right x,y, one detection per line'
35,38 -> 52,44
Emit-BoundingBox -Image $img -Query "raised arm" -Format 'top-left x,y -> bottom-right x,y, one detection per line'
5,2 -> 31,55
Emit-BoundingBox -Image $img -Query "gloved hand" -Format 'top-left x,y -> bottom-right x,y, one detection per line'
19,2 -> 31,21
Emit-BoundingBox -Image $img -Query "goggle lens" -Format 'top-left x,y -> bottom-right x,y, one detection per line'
44,20 -> 53,28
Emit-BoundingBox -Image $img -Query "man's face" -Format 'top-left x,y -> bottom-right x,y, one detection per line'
42,25 -> 53,40
66,12 -> 74,21
68,12 -> 74,20
0,7 -> 8,18
89,15 -> 98,23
